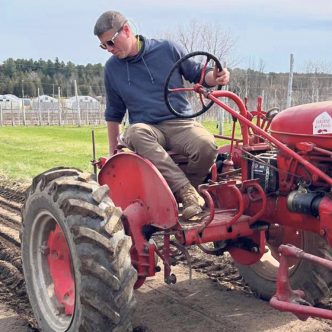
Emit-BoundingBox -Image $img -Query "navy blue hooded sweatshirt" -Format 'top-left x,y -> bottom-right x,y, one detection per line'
104,36 -> 206,124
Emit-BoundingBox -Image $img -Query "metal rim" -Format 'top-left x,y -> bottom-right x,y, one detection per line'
29,210 -> 75,331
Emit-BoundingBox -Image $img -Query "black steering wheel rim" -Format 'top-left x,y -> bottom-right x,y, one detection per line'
164,51 -> 223,119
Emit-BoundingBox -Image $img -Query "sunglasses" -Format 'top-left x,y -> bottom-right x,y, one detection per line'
99,24 -> 126,50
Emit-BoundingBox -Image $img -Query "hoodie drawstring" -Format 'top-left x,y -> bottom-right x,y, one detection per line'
142,57 -> 155,84
126,61 -> 131,86
125,47 -> 155,86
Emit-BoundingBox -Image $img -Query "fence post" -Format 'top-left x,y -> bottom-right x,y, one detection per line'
0,104 -> 3,126
218,108 -> 224,135
218,84 -> 228,134
286,53 -> 294,108
100,104 -> 103,125
38,88 -> 42,125
22,100 -> 26,126
86,104 -> 89,125
11,102 -> 14,126
74,80 -> 81,127
58,87 -> 62,126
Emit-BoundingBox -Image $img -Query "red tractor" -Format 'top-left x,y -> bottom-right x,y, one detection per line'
21,52 -> 332,331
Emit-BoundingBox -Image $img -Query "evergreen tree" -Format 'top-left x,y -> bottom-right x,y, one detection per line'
0,58 -> 105,97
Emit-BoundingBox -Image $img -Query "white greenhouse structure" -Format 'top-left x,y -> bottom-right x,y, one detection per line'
31,95 -> 58,111
0,94 -> 22,109
64,96 -> 100,111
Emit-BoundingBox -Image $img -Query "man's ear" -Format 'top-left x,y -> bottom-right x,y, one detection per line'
122,24 -> 130,36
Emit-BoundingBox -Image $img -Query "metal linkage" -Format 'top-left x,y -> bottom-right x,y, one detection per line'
209,91 -> 332,187
270,244 -> 332,320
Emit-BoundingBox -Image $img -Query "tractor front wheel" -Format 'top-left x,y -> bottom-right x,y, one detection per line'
21,168 -> 137,331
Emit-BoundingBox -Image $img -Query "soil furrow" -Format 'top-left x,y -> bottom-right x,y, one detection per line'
0,186 -> 36,329
0,214 -> 21,232
0,186 -> 26,204
0,195 -> 22,212
0,205 -> 22,225
0,225 -> 20,247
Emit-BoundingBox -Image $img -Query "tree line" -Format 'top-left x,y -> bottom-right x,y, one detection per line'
1,55 -> 331,112
0,58 -> 104,98
230,68 -> 332,111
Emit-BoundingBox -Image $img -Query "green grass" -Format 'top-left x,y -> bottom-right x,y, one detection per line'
203,120 -> 242,145
0,126 -> 109,184
0,121 -> 242,185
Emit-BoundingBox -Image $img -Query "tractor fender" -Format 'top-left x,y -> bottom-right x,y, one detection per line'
98,152 -> 178,229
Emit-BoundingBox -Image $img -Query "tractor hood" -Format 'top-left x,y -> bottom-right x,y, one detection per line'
270,101 -> 332,150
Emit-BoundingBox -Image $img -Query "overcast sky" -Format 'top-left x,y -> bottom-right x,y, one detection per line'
1,0 -> 332,72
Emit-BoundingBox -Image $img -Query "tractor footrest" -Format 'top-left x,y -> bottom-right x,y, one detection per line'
181,210 -> 254,246
178,209 -> 250,228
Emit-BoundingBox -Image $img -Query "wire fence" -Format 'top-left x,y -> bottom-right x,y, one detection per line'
1,85 -> 331,128
0,102 -> 104,126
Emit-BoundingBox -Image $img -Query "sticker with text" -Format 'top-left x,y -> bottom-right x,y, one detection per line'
313,112 -> 332,135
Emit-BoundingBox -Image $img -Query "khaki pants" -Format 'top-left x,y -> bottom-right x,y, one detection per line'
123,119 -> 217,193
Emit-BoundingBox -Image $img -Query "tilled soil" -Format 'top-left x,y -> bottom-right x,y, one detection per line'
0,184 -> 37,330
0,183 -> 331,331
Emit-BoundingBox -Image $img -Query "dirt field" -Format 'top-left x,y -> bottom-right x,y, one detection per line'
0,183 -> 331,332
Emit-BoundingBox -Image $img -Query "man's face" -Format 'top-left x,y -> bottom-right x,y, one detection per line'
99,24 -> 131,59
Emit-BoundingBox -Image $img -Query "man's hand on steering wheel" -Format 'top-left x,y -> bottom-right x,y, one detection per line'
205,67 -> 230,87
164,51 -> 226,118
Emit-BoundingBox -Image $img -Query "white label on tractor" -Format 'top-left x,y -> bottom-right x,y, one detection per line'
313,112 -> 332,135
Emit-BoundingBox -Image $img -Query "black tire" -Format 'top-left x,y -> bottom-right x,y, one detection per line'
21,167 -> 137,332
237,231 -> 332,304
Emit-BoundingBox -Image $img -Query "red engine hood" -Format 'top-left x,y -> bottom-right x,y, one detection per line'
270,101 -> 332,149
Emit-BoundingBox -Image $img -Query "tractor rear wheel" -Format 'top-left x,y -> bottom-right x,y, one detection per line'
21,167 -> 137,332
237,228 -> 332,304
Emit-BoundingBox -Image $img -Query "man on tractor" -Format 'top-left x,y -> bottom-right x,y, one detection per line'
94,10 -> 230,220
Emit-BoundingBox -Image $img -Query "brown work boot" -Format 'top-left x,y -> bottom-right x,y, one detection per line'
175,183 -> 205,221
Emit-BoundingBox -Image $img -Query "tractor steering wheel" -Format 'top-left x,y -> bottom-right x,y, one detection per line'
164,51 -> 223,118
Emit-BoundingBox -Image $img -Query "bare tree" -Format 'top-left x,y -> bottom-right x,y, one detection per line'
158,19 -> 237,123
158,21 -> 332,118
158,19 -> 237,67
